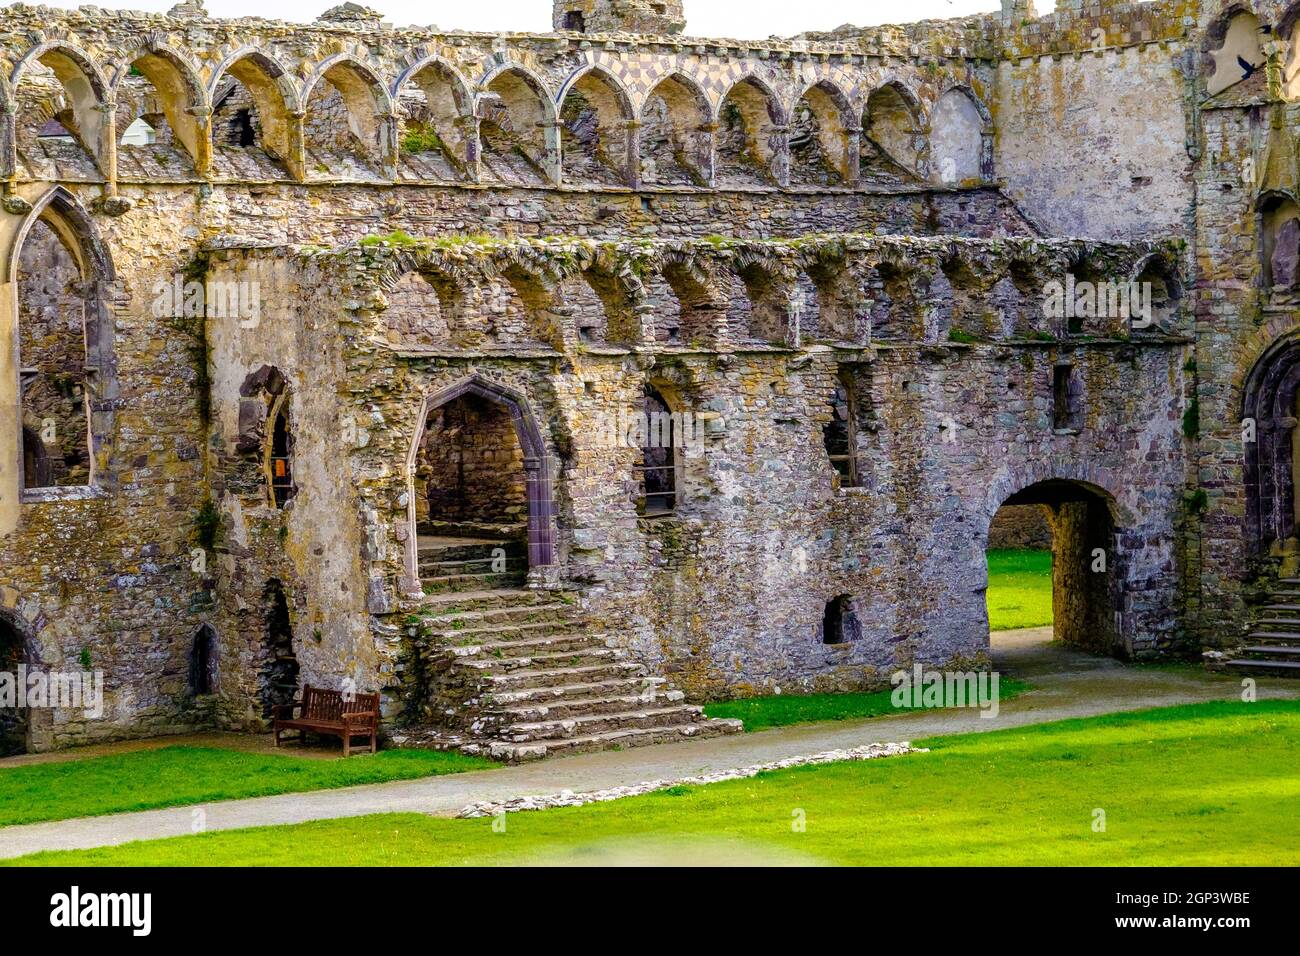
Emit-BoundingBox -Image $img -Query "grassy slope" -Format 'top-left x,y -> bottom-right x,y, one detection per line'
705,679 -> 1029,731
13,700 -> 1299,866
987,548 -> 1053,631
0,747 -> 494,827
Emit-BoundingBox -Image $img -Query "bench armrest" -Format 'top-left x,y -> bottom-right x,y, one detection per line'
272,701 -> 302,720
342,711 -> 377,723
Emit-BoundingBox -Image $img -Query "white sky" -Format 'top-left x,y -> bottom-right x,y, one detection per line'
3,1 -> 1037,37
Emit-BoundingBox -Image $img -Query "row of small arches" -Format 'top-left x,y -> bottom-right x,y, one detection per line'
377,248 -> 1183,351
6,38 -> 989,188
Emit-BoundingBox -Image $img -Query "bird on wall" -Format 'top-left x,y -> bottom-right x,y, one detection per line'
1208,14 -> 1267,97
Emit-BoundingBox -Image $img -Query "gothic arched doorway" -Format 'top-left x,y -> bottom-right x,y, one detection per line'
404,376 -> 555,592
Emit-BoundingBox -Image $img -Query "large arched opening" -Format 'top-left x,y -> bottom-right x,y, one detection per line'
984,479 -> 1121,658
0,613 -> 29,755
404,376 -> 555,593
1243,329 -> 1300,561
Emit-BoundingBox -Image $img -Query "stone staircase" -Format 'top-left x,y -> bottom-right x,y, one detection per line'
1227,578 -> 1300,677
400,541 -> 741,760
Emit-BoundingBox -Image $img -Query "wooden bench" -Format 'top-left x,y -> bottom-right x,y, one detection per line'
272,685 -> 380,757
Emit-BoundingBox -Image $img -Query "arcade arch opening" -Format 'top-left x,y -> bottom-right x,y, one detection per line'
985,479 -> 1120,657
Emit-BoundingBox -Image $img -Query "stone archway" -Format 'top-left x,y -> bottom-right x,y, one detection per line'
1243,329 -> 1300,560
403,375 -> 555,591
0,612 -> 30,755
983,477 -> 1123,658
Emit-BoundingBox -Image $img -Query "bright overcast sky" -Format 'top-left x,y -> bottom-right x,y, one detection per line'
6,1 -> 1038,37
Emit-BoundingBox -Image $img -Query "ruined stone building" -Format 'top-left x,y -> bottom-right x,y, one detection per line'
0,0 -> 1293,758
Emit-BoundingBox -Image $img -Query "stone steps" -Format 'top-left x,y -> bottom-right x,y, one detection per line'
423,571 -> 528,594
1227,585 -> 1300,677
401,587 -> 740,760
419,602 -> 575,629
486,675 -> 667,707
461,646 -> 621,673
483,719 -> 743,763
499,704 -> 708,742
485,660 -> 645,690
453,632 -> 602,658
493,688 -> 685,722
419,588 -> 564,612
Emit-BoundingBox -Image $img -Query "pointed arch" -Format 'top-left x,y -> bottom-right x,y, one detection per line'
403,375 -> 556,588
863,79 -> 925,179
929,85 -> 992,185
558,64 -> 636,186
301,54 -> 395,178
393,54 -> 476,181
639,71 -> 712,186
209,47 -> 301,169
12,41 -> 113,178
790,78 -> 855,186
478,63 -> 559,185
715,74 -> 786,187
111,44 -> 209,173
7,186 -> 117,499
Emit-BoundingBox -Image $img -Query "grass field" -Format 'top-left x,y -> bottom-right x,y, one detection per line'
12,699 -> 1298,866
987,548 -> 1053,631
704,679 -> 1029,731
0,746 -> 493,828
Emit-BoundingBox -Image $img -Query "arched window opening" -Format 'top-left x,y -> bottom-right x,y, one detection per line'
0,618 -> 28,756
715,78 -> 781,188
14,50 -> 107,180
824,366 -> 859,488
231,108 -> 255,147
115,55 -> 200,178
210,55 -> 292,179
789,84 -> 850,187
1133,258 -> 1183,331
267,395 -> 295,508
1209,11 -> 1266,98
259,579 -> 299,718
640,75 -> 710,186
17,216 -> 92,489
929,89 -> 985,186
821,595 -> 856,645
1262,194 -> 1300,299
636,384 -> 680,517
189,625 -> 216,697
563,10 -> 586,31
398,61 -> 472,182
1053,364 -> 1084,432
479,70 -> 552,187
862,84 -> 922,182
304,64 -> 388,180
560,71 -> 632,187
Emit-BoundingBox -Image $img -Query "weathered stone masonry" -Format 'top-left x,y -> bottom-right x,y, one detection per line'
5,0 -> 1277,752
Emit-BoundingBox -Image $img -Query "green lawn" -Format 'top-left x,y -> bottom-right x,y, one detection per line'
13,699 -> 1299,866
0,746 -> 494,827
987,548 -> 1053,631
704,679 -> 1029,731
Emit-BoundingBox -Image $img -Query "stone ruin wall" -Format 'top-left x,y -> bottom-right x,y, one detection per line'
0,0 -> 1247,747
